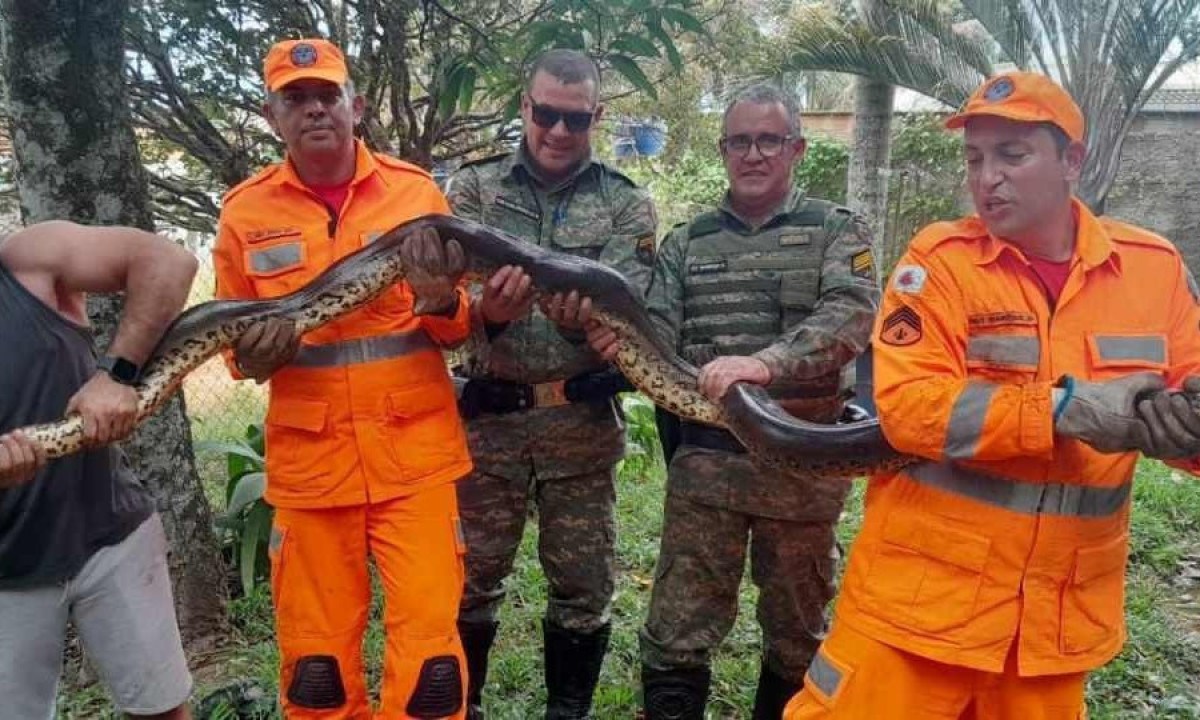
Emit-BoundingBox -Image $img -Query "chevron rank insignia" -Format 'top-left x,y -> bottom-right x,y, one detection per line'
880,306 -> 923,346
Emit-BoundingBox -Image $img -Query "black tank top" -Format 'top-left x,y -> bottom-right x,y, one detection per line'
0,260 -> 151,588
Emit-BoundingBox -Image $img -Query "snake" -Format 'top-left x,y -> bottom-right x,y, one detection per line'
19,213 -> 911,477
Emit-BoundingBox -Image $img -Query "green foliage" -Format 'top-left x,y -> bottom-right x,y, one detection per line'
127,0 -> 710,231
622,143 -> 727,231
795,136 -> 850,203
199,423 -> 273,597
617,393 -> 664,481
882,112 -> 965,273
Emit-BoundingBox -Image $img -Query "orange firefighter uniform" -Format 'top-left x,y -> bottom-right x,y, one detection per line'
786,200 -> 1200,720
213,138 -> 472,719
785,75 -> 1200,719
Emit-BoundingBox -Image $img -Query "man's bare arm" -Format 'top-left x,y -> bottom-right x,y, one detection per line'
0,220 -> 199,365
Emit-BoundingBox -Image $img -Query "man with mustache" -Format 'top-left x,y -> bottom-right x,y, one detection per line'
444,49 -> 658,719
213,38 -> 474,719
783,72 -> 1200,719
589,83 -> 879,719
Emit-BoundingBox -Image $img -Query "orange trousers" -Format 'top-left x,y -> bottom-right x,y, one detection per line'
269,483 -> 467,719
784,622 -> 1087,720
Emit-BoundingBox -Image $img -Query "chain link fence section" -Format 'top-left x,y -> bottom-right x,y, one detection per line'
182,251 -> 268,491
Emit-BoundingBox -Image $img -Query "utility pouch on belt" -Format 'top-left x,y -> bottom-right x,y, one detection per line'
456,367 -> 634,419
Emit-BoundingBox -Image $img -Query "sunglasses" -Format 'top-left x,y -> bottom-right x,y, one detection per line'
720,133 -> 796,158
528,100 -> 596,133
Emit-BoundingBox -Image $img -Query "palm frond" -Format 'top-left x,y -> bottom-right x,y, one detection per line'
874,0 -> 996,78
772,7 -> 985,107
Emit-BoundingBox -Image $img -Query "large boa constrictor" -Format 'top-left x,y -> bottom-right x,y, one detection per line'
20,214 -> 910,477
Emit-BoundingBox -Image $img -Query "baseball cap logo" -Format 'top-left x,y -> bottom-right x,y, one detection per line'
983,77 -> 1014,102
290,43 -> 318,67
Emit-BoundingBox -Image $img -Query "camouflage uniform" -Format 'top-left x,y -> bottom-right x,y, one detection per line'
445,143 -> 656,715
639,187 -> 878,716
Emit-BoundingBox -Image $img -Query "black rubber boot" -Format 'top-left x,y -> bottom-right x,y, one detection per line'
543,619 -> 612,719
751,664 -> 803,720
641,665 -> 711,720
458,620 -> 499,720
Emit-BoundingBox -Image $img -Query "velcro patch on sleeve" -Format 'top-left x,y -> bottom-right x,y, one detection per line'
880,306 -> 923,346
851,250 -> 875,279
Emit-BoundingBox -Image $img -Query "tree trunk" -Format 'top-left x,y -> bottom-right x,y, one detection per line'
0,0 -> 228,652
846,75 -> 894,270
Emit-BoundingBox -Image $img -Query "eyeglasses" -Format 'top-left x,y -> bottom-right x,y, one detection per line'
528,100 -> 596,133
720,133 -> 795,157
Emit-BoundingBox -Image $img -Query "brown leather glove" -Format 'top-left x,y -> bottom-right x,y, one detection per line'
1136,376 -> 1200,459
1054,372 -> 1164,454
401,227 -> 465,316
233,317 -> 301,383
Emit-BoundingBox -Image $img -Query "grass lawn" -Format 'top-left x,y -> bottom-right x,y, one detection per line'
57,398 -> 1200,719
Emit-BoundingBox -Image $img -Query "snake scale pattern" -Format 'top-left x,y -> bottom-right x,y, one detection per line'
20,214 -> 910,477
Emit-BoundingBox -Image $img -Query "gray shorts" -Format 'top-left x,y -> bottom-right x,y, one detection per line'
0,513 -> 193,718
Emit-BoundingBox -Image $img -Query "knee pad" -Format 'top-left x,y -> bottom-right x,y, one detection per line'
642,666 -> 711,720
407,655 -> 464,718
287,655 -> 346,709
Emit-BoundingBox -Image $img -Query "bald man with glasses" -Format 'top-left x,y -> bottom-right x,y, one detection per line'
587,82 -> 879,719
443,48 -> 658,720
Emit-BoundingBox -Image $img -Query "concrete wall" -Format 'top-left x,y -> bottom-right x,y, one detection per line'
1105,112 -> 1200,273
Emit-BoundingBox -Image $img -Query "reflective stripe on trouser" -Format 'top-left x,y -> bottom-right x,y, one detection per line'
906,462 -> 1131,517
270,484 -> 467,719
783,621 -> 1087,720
290,330 -> 435,368
639,490 -> 838,678
456,466 -> 617,632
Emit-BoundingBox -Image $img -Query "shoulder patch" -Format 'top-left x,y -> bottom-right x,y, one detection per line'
891,264 -> 928,294
851,250 -> 875,279
880,306 -> 923,346
222,165 -> 281,203
636,233 -> 656,266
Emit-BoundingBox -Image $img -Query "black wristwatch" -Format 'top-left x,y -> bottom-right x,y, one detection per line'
97,355 -> 140,385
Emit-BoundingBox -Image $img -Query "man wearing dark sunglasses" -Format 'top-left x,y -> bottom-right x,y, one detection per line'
588,83 -> 879,719
444,48 -> 658,720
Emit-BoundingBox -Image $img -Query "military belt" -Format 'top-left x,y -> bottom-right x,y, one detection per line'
906,462 -> 1132,517
679,421 -> 746,454
290,330 -> 434,368
457,369 -> 634,419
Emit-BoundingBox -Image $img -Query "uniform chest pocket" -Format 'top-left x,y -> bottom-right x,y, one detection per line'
552,220 -> 610,261
1086,333 -> 1167,379
965,331 -> 1041,382
245,237 -> 312,297
481,194 -> 542,240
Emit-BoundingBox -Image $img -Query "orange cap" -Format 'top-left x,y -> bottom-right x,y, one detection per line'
945,71 -> 1085,143
263,38 -> 348,92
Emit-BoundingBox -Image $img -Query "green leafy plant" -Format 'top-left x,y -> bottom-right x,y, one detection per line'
883,112 -> 965,273
618,392 -> 664,481
795,136 -> 850,203
199,423 -> 272,596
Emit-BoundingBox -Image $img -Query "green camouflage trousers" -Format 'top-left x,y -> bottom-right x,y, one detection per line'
456,466 -> 616,632
640,487 -> 841,679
